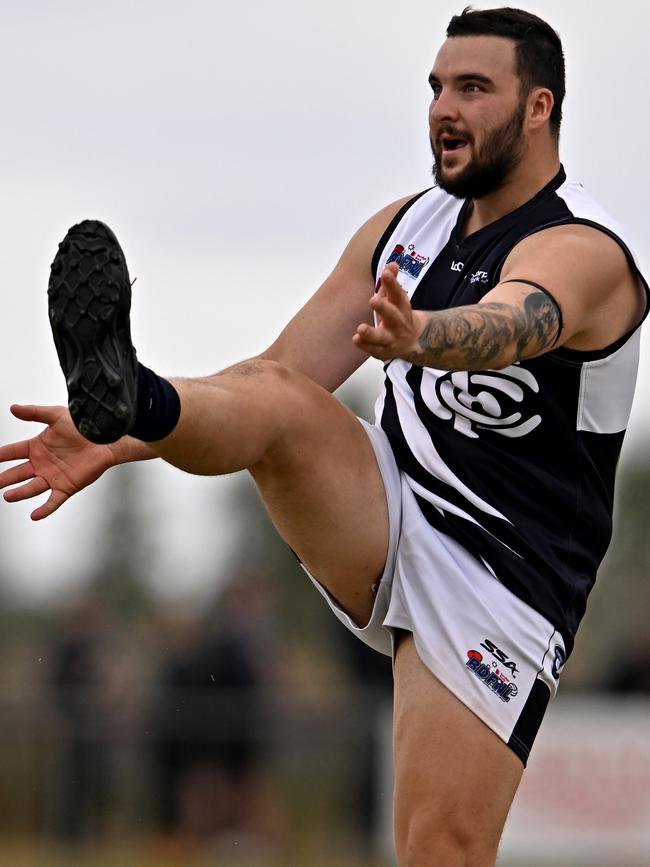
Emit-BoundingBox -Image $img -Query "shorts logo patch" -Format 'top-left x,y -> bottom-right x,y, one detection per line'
480,638 -> 519,677
551,645 -> 566,680
465,650 -> 519,702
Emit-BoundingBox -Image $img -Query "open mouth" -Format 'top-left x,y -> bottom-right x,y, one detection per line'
441,137 -> 469,153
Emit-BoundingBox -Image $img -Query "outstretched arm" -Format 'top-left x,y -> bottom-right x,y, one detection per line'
0,404 -> 155,521
2,195 -> 414,520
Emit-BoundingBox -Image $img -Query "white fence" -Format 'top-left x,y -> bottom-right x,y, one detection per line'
377,696 -> 650,866
500,697 -> 650,866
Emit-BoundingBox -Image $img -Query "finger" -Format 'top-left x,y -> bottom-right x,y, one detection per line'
31,490 -> 68,522
352,331 -> 393,360
369,294 -> 405,328
10,404 -> 63,425
353,324 -> 392,349
0,439 -> 31,464
4,476 -> 50,503
0,462 -> 34,489
378,265 -> 407,302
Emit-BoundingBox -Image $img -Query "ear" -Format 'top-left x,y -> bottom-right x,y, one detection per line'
527,86 -> 554,132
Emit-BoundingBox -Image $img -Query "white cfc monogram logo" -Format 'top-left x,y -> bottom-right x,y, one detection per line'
422,365 -> 542,439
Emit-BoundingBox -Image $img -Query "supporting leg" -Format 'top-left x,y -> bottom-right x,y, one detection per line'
393,633 -> 523,867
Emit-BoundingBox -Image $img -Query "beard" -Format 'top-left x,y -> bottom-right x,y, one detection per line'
431,98 -> 527,200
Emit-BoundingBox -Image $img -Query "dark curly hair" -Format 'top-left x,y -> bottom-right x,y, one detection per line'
447,7 -> 565,137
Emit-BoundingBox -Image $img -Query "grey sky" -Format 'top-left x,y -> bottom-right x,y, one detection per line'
1,0 -> 648,600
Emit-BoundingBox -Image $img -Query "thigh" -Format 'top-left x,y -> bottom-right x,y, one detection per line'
248,367 -> 390,627
393,633 -> 523,867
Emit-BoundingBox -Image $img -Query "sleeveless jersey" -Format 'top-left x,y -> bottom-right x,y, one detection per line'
372,167 -> 649,654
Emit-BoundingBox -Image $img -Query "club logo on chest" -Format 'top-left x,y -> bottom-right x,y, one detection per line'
422,364 -> 542,440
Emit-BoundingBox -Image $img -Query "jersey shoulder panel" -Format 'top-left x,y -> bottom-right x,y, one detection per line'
372,187 -> 464,292
555,178 -> 628,238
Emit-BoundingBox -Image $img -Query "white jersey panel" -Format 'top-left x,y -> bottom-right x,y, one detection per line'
374,188 -> 463,299
555,180 -> 629,246
577,329 -> 642,434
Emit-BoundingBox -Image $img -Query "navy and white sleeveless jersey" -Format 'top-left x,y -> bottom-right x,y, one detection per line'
372,166 -> 649,655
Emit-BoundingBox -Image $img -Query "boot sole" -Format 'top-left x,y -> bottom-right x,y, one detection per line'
48,220 -> 138,444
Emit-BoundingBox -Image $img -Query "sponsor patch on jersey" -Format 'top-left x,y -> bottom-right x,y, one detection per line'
465,650 -> 519,703
386,243 -> 430,279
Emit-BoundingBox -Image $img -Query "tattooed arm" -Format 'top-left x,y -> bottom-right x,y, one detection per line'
353,223 -> 644,370
406,289 -> 560,370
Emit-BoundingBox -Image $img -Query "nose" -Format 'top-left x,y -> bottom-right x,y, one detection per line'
429,88 -> 460,124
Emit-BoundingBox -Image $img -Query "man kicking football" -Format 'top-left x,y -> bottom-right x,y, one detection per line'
1,8 -> 647,865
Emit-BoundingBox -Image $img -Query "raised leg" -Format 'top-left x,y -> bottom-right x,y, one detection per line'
47,221 -> 390,624
157,359 -> 390,625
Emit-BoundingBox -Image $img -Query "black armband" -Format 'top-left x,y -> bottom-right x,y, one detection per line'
500,279 -> 563,346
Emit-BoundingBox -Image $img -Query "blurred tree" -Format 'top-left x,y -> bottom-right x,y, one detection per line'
220,472 -> 329,651
88,464 -> 154,618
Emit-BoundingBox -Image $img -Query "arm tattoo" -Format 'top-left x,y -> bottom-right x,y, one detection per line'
407,291 -> 561,370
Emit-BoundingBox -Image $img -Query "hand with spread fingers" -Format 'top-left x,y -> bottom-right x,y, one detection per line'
353,263 -> 426,362
0,404 -> 121,521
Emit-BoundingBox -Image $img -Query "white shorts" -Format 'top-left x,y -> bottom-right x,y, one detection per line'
305,419 -> 565,765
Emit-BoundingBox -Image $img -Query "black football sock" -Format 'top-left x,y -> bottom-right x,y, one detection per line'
128,363 -> 181,442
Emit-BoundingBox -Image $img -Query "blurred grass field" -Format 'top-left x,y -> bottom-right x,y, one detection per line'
0,846 -> 577,867
0,843 -> 391,867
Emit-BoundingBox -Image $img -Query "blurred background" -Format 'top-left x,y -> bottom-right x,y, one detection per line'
0,1 -> 649,865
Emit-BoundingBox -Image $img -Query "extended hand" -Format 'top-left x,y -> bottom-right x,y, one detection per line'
0,404 -> 118,520
353,263 -> 426,361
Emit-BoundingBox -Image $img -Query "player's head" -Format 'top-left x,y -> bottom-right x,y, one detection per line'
429,7 -> 565,199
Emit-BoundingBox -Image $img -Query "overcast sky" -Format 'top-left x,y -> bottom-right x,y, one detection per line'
1,0 -> 648,601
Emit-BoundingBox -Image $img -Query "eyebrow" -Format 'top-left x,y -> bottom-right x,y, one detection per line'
428,72 -> 494,87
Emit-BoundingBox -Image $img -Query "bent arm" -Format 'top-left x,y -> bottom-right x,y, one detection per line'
355,224 -> 644,371
406,287 -> 560,370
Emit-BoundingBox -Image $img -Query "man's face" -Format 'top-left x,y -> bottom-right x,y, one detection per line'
428,36 -> 528,199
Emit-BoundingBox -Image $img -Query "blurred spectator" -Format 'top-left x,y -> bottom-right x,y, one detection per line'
605,636 -> 650,693
48,592 -> 117,843
338,624 -> 393,856
147,574 -> 281,852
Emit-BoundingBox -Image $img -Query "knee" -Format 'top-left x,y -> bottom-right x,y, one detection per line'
216,357 -> 293,386
208,358 -> 300,408
396,806 -> 498,867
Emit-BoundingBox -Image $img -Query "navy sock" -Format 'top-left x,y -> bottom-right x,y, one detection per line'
128,363 -> 181,442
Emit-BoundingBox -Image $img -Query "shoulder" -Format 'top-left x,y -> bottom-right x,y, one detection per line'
553,177 -> 629,238
361,186 -> 457,240
358,192 -> 425,239
501,223 -> 645,351
341,191 -> 427,278
504,223 -> 630,284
